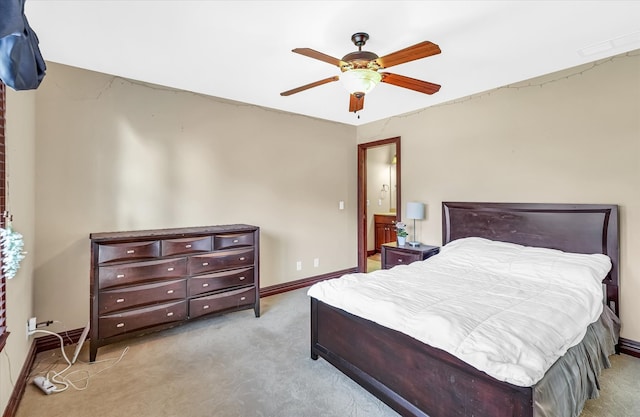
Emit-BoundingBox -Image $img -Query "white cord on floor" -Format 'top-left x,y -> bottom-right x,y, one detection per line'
68,346 -> 129,390
29,329 -> 129,393
29,329 -> 73,392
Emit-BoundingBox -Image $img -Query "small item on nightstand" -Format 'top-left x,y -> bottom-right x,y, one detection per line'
395,222 -> 408,246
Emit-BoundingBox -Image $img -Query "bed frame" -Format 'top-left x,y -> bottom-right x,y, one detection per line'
310,202 -> 619,417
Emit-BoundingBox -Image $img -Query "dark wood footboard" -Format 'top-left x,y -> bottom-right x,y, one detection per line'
311,297 -> 534,417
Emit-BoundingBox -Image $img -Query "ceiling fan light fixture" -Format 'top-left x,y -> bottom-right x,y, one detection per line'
340,69 -> 382,96
282,34 -> 441,112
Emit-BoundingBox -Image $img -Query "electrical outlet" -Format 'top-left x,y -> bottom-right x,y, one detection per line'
27,317 -> 36,338
296,261 -> 302,271
313,258 -> 319,267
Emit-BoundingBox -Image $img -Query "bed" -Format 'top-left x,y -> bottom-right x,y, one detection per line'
308,202 -> 619,417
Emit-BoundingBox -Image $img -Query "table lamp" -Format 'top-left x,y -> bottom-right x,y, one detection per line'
406,202 -> 425,247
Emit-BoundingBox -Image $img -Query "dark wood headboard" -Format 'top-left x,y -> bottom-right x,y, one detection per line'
442,202 -> 619,315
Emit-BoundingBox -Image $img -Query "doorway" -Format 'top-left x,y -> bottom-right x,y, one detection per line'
357,137 -> 401,272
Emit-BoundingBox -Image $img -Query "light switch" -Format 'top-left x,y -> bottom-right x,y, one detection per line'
339,201 -> 345,210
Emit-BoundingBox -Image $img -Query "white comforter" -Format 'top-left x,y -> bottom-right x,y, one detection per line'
307,237 -> 612,387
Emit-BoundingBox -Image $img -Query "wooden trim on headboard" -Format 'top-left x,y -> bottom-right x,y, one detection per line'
442,202 -> 620,317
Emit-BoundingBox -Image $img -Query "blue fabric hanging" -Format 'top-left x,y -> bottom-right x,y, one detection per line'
0,0 -> 46,90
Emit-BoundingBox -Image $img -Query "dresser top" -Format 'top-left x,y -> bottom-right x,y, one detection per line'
90,224 -> 258,242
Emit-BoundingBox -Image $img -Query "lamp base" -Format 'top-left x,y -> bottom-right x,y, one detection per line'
408,241 -> 421,247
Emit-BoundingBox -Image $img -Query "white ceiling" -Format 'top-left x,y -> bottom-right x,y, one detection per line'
24,1 -> 640,126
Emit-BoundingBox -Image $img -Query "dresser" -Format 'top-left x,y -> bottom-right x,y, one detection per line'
89,224 -> 259,361
381,242 -> 439,269
374,214 -> 398,253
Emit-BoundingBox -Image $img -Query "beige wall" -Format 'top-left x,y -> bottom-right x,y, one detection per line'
1,89 -> 37,410
32,63 -> 357,331
358,51 -> 640,341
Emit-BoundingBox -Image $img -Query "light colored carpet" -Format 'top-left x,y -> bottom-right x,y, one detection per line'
16,288 -> 640,417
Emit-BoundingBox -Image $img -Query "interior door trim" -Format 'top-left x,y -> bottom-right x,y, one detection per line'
357,137 -> 401,272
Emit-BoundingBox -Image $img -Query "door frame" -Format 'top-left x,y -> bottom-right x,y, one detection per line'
357,137 -> 401,272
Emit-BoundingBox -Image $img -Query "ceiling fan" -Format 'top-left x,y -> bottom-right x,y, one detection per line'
280,32 -> 441,113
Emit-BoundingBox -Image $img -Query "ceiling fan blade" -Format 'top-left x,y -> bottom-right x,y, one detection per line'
292,48 -> 345,67
349,94 -> 364,112
376,41 -> 441,69
381,72 -> 441,95
280,76 -> 339,96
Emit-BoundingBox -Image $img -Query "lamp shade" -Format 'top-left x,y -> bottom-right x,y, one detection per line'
340,69 -> 382,96
406,202 -> 425,220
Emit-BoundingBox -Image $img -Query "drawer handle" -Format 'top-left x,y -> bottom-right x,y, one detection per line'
185,244 -> 192,248
116,274 -> 125,278
116,323 -> 125,328
126,250 -> 135,254
240,296 -> 246,301
233,239 -> 239,243
167,267 -> 174,272
239,257 -> 246,261
116,298 -> 125,303
239,276 -> 245,281
167,290 -> 174,294
202,262 -> 209,266
203,305 -> 209,310
202,283 -> 209,287
167,312 -> 174,317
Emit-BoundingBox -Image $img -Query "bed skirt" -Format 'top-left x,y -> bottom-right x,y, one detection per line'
533,305 -> 620,417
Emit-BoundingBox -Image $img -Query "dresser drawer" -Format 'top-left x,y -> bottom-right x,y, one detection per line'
98,258 -> 188,290
385,249 -> 422,267
161,236 -> 212,256
188,267 -> 253,297
214,233 -> 254,250
98,241 -> 160,264
188,248 -> 254,275
98,279 -> 187,314
98,300 -> 187,339
189,286 -> 256,319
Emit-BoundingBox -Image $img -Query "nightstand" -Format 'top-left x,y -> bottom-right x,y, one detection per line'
381,242 -> 440,269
